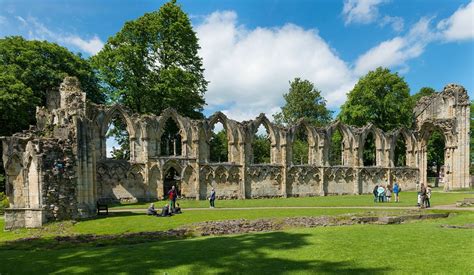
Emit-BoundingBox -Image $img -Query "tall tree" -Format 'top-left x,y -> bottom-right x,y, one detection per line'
92,0 -> 207,118
273,78 -> 332,126
339,67 -> 411,132
0,36 -> 104,109
411,87 -> 436,105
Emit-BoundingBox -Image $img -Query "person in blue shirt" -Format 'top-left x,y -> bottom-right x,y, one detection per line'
393,182 -> 400,202
209,188 -> 216,208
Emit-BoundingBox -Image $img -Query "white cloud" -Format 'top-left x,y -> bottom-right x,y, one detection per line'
437,1 -> 474,41
380,16 -> 404,32
354,17 -> 434,75
63,35 -> 104,55
342,0 -> 385,25
0,16 -> 8,26
196,11 -> 356,121
13,16 -> 104,55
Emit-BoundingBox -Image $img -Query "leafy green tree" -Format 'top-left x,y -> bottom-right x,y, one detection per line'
253,134 -> 271,164
339,67 -> 411,131
329,130 -> 343,166
273,78 -> 332,164
0,36 -> 104,108
412,87 -> 436,105
209,130 -> 228,162
273,78 -> 332,126
92,0 -> 207,118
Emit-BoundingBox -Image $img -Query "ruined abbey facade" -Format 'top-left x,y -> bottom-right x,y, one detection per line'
2,77 -> 470,229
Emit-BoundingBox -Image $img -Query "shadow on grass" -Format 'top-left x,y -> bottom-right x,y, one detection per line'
0,231 -> 392,274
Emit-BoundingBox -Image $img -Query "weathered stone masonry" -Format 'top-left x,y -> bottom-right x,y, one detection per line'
2,77 -> 470,228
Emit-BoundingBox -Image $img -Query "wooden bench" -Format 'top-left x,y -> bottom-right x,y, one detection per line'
97,200 -> 108,215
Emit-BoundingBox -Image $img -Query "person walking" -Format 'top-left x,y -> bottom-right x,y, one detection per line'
209,187 -> 216,208
393,182 -> 400,202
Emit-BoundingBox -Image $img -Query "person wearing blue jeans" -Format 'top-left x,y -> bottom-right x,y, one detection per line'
209,188 -> 216,208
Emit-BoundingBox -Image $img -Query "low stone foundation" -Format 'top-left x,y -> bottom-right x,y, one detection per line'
4,208 -> 45,230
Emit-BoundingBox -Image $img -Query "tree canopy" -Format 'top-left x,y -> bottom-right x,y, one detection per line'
273,78 -> 332,126
92,0 -> 207,118
338,67 -> 411,132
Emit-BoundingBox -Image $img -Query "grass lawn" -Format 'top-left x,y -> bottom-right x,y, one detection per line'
0,211 -> 473,274
0,208 -> 407,242
111,191 -> 473,209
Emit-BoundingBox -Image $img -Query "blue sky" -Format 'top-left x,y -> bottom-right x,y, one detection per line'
1,0 -> 473,121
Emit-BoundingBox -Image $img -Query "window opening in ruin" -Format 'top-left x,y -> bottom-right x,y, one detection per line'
426,128 -> 445,187
394,134 -> 407,166
164,167 -> 181,197
160,118 -> 182,156
292,126 -> 309,165
106,114 -> 130,160
363,132 -> 376,166
209,121 -> 228,163
252,124 -> 271,164
329,128 -> 343,166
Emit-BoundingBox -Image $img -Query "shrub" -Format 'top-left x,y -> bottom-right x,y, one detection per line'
0,192 -> 9,214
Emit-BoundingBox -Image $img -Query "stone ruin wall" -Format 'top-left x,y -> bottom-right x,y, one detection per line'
1,77 -> 470,228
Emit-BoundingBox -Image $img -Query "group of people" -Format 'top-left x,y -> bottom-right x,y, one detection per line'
417,183 -> 432,208
373,182 -> 400,203
147,186 -> 217,217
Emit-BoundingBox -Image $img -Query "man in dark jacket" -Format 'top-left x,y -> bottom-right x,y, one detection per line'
373,185 -> 379,203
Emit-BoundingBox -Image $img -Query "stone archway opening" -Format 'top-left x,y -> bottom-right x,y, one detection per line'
164,167 -> 181,197
394,134 -> 407,167
329,128 -> 344,166
292,126 -> 309,165
209,121 -> 228,163
363,132 -> 376,166
424,128 -> 446,187
252,124 -> 271,164
160,118 -> 182,156
105,113 -> 130,160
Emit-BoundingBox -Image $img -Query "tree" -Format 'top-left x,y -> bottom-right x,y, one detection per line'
253,135 -> 271,164
412,87 -> 436,105
209,130 -> 228,162
0,36 -> 104,109
273,78 -> 332,126
273,78 -> 332,164
339,67 -> 411,132
91,0 -> 207,118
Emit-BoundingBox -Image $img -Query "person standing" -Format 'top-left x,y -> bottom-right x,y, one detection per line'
425,185 -> 432,208
209,187 -> 216,208
419,183 -> 427,208
168,186 -> 176,211
386,186 -> 392,202
393,182 -> 400,202
373,185 -> 379,203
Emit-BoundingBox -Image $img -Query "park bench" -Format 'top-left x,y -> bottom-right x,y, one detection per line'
96,199 -> 109,215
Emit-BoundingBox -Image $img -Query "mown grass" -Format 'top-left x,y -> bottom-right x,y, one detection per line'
0,208 -> 407,242
111,191 -> 473,209
0,211 -> 473,274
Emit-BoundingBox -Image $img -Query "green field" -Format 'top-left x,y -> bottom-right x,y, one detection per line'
1,191 -> 473,274
111,191 -> 472,209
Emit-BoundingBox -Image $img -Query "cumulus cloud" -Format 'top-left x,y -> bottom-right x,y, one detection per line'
196,11 -> 355,120
342,0 -> 385,25
13,16 -> 104,55
342,0 -> 404,32
380,15 -> 404,32
437,1 -> 474,41
354,17 -> 434,75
